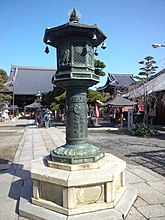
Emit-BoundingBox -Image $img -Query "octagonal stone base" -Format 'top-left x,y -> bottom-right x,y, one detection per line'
27,153 -> 136,218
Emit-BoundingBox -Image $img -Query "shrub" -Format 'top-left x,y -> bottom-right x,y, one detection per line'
131,123 -> 156,136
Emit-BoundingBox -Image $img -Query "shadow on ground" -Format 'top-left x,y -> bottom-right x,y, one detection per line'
1,163 -> 32,214
125,149 -> 165,176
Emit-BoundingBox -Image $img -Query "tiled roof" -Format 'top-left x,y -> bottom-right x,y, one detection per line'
97,95 -> 137,107
97,73 -> 135,91
124,68 -> 165,98
5,65 -> 56,95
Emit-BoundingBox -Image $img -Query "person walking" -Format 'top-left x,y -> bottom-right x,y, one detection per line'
36,112 -> 42,128
43,112 -> 49,128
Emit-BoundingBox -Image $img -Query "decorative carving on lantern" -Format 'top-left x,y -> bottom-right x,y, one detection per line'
43,8 -> 107,164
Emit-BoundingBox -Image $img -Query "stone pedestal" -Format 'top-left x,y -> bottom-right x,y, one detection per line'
18,9 -> 136,220
27,153 -> 137,219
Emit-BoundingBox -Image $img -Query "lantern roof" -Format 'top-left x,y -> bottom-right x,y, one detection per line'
43,9 -> 106,48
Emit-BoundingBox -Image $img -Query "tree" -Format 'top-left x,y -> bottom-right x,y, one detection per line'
87,89 -> 106,105
87,89 -> 108,117
0,69 -> 12,109
53,91 -> 66,109
138,56 -> 158,80
44,86 -> 65,119
44,86 -> 65,108
94,59 -> 106,76
138,56 -> 158,124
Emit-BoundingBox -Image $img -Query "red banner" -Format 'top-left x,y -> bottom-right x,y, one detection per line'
95,102 -> 100,118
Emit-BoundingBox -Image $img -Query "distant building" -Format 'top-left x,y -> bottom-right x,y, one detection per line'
97,73 -> 136,94
5,65 -> 56,110
125,68 -> 165,98
96,71 -> 165,125
124,68 -> 165,124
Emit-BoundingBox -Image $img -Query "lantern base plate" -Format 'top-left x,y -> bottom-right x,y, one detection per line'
50,143 -> 105,164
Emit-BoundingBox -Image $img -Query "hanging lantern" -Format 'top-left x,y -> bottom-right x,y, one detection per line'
94,48 -> 98,56
44,46 -> 49,54
101,42 -> 106,49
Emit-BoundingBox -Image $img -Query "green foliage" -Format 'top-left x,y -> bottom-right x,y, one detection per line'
138,56 -> 158,124
132,123 -> 156,136
50,102 -> 60,111
0,69 -> 12,109
0,69 -> 8,90
87,89 -> 107,112
45,86 -> 107,112
94,59 -> 106,76
44,86 -> 66,112
54,91 -> 66,104
44,86 -> 65,109
87,89 -> 101,103
138,56 -> 158,79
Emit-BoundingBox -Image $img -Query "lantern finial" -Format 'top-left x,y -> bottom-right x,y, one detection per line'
69,8 -> 80,23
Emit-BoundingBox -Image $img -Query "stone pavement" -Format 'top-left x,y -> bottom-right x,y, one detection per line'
0,119 -> 165,220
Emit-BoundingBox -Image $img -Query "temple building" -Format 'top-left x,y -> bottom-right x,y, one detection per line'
124,68 -> 165,124
4,65 -> 55,111
97,70 -> 165,125
97,72 -> 136,94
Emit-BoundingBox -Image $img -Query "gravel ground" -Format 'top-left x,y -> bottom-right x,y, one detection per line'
0,123 -> 25,164
88,129 -> 165,176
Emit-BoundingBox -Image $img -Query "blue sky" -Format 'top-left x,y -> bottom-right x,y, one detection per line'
1,0 -> 165,88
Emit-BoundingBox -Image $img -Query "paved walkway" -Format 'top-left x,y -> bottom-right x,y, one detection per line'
0,119 -> 165,220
